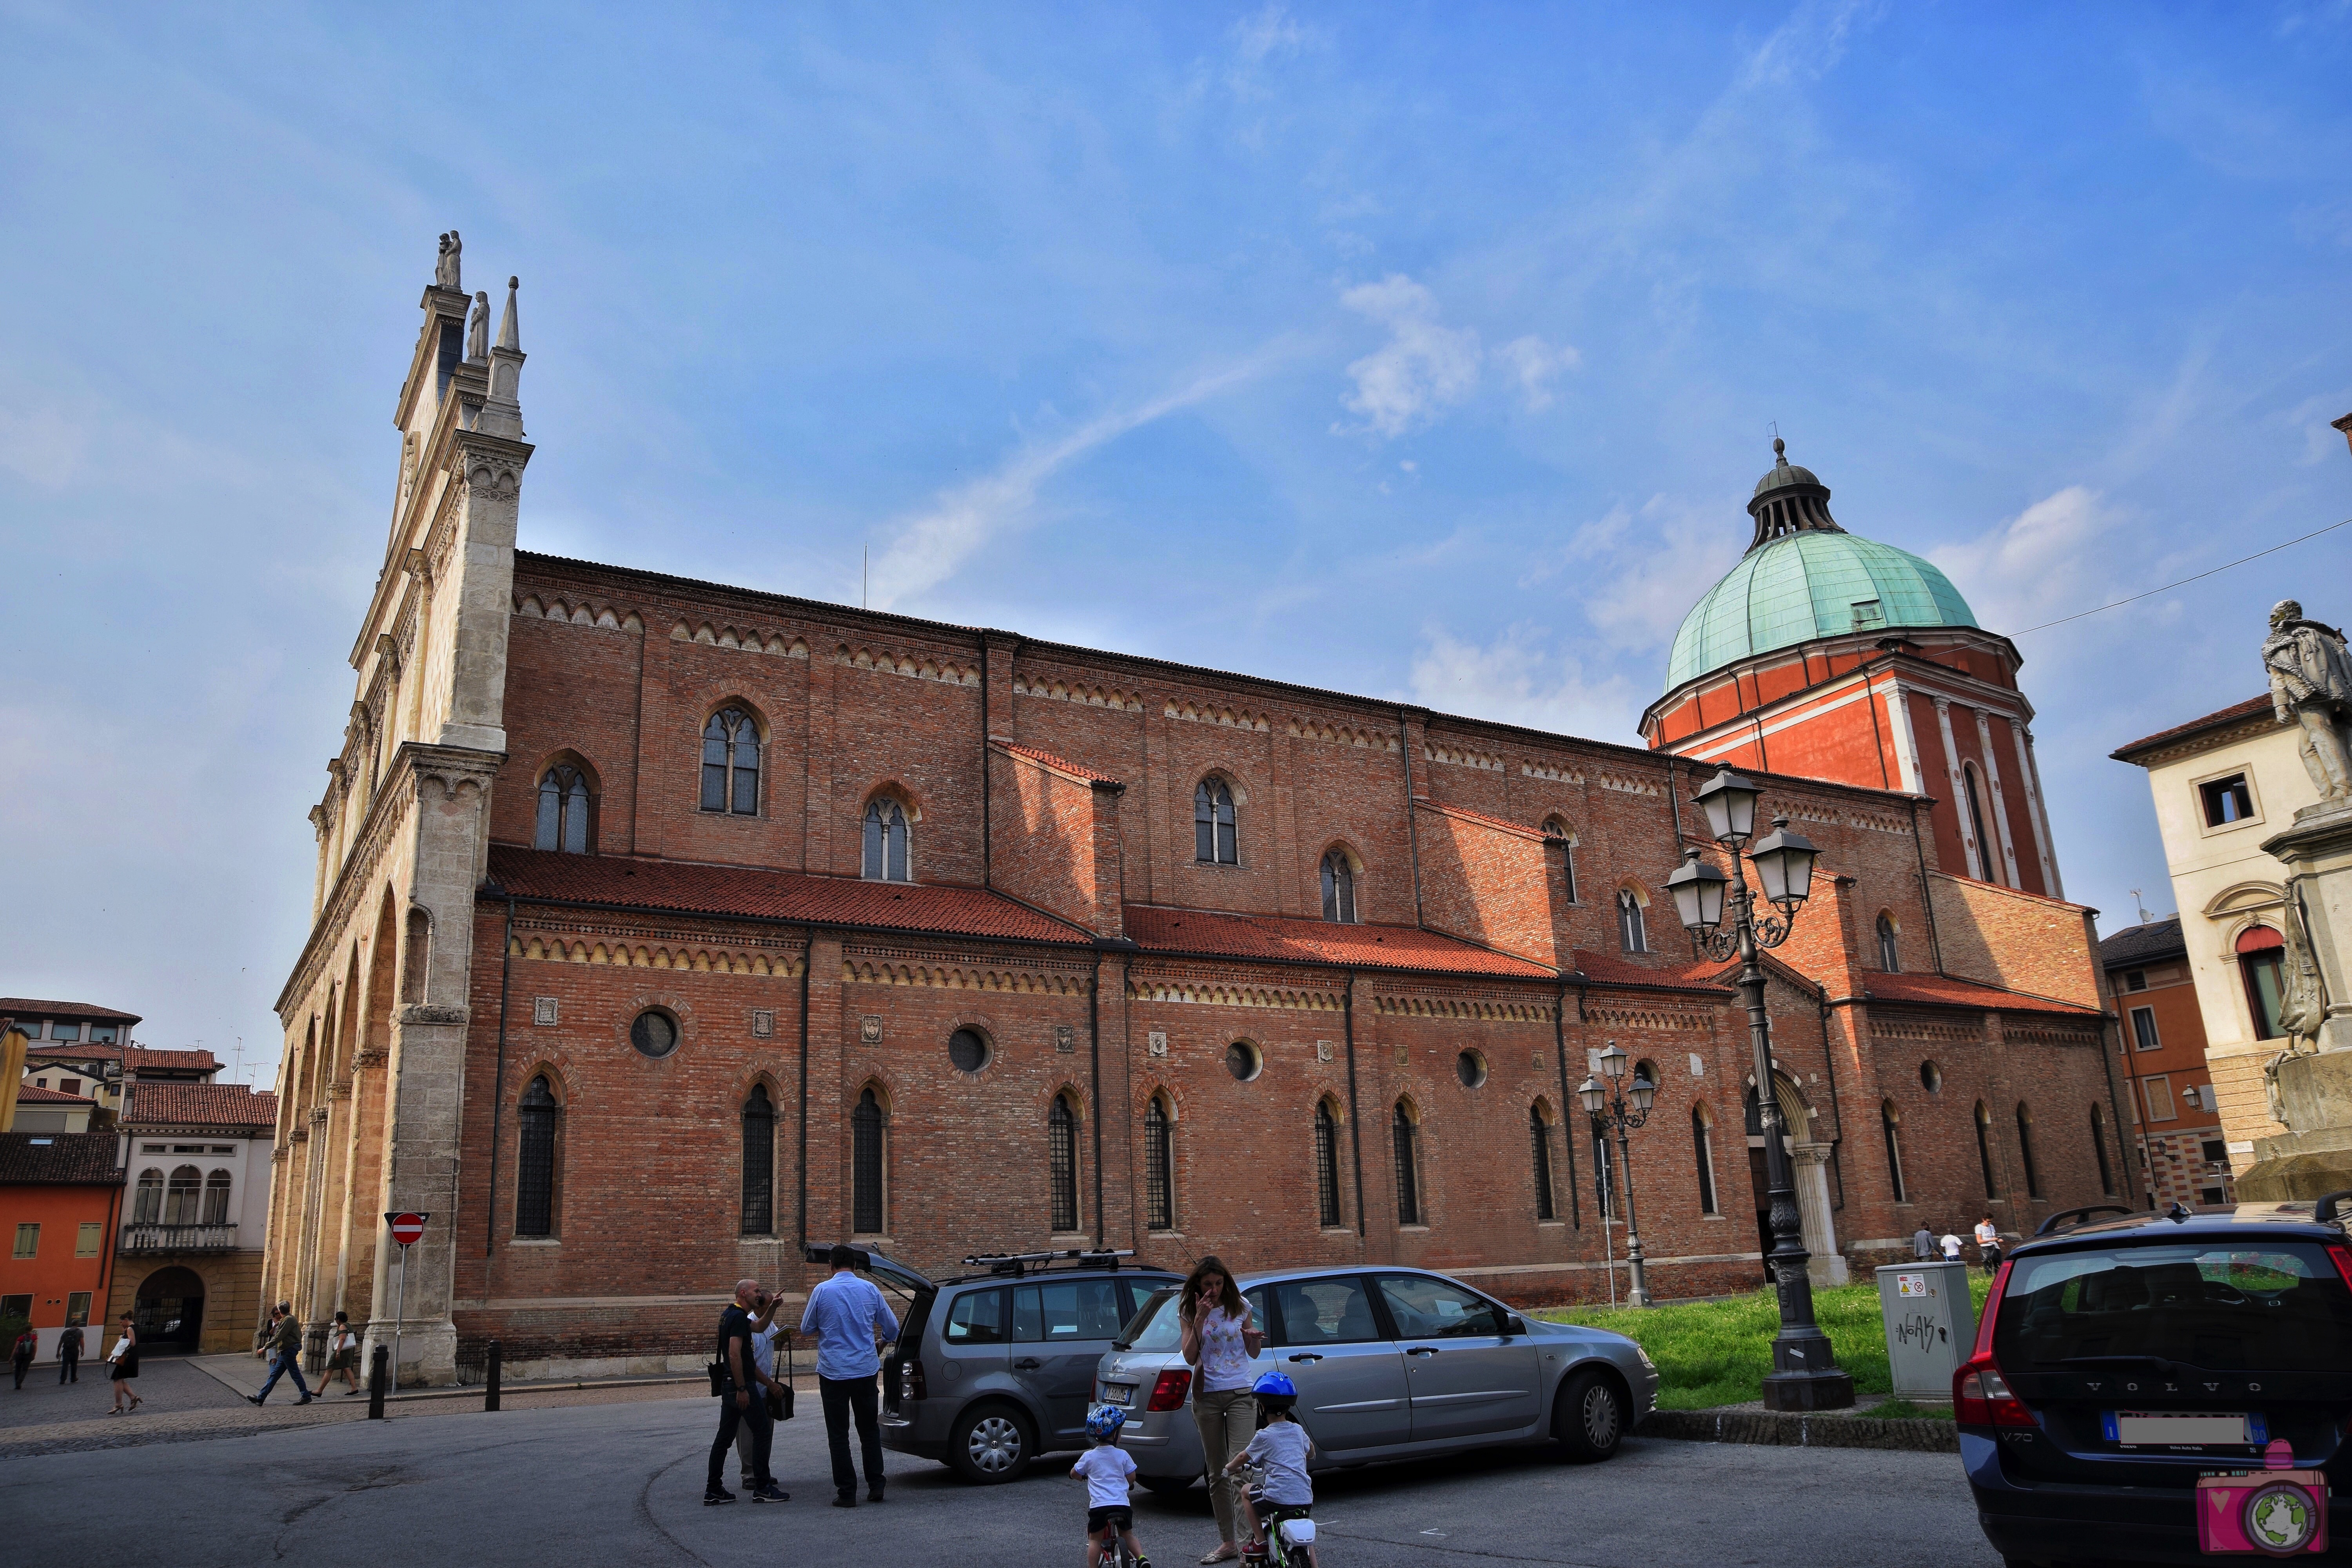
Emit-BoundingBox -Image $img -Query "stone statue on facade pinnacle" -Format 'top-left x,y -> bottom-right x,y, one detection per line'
435,230 -> 462,292
2264,598 -> 2352,802
468,291 -> 490,361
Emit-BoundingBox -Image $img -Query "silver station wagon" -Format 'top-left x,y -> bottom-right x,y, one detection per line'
1095,1265 -> 1657,1491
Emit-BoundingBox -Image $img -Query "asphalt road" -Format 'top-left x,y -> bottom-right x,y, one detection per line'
0,1393 -> 1999,1568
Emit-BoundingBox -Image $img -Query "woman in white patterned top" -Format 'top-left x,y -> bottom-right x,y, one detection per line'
1178,1257 -> 1263,1563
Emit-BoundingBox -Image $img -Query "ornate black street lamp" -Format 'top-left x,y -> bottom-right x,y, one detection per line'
1664,768 -> 1855,1410
1578,1042 -> 1655,1307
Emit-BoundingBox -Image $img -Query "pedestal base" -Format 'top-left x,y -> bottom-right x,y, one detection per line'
2233,1122 -> 2352,1202
1762,1370 -> 1857,1411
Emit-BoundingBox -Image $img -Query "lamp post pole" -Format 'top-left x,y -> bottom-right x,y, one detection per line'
1666,770 -> 1854,1412
1579,1043 -> 1654,1308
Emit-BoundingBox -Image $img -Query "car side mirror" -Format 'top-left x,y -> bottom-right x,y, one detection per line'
1505,1315 -> 1528,1337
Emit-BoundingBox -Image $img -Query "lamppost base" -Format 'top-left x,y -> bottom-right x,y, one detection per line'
1761,1369 -> 1855,1412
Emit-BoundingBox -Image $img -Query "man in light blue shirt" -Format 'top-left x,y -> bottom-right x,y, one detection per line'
802,1243 -> 901,1507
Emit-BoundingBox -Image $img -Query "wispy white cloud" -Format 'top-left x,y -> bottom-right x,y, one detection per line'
1928,485 -> 2134,637
1493,335 -> 1581,413
867,356 -> 1272,609
1334,274 -> 1483,439
1408,622 -> 1646,738
0,403 -> 91,488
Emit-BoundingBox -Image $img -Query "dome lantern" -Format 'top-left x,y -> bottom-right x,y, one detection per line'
1746,437 -> 1842,553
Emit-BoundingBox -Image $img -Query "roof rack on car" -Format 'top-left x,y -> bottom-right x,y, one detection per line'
962,1248 -> 1136,1277
2313,1189 -> 2352,1225
2033,1203 -> 2134,1238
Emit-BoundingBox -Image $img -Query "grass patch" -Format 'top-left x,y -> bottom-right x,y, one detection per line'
1540,1275 -> 1994,1412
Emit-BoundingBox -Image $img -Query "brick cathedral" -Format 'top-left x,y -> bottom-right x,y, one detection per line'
264,245 -> 2124,1382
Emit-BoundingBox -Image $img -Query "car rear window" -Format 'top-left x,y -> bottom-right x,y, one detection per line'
1995,1241 -> 2352,1373
1126,1288 -> 1181,1352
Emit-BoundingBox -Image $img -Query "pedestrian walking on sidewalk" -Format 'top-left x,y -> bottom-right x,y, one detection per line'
325,1312 -> 363,1396
801,1244 -> 899,1508
1975,1216 -> 2004,1273
106,1314 -> 141,1414
735,1288 -> 788,1490
56,1322 -> 82,1383
248,1303 -> 313,1406
706,1278 -> 788,1507
1912,1224 -> 1935,1260
11,1325 -> 35,1389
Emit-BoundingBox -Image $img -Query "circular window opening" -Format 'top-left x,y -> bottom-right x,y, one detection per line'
629,1009 -> 679,1059
1455,1050 -> 1488,1089
948,1028 -> 990,1074
1225,1041 -> 1262,1082
1920,1060 -> 1943,1094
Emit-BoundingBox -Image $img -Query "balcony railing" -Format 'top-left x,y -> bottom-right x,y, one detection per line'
120,1223 -> 239,1254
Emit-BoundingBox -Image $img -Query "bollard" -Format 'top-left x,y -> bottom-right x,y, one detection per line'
485,1339 -> 502,1412
368,1344 -> 388,1419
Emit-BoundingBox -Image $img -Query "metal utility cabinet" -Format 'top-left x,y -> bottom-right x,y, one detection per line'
1874,1259 -> 1978,1403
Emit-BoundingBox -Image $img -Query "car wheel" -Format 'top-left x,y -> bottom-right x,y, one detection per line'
949,1403 -> 1035,1484
1138,1474 -> 1198,1499
1553,1366 -> 1625,1462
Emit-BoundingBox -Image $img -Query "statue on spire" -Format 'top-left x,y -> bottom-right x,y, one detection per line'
468,291 -> 491,361
435,230 -> 463,292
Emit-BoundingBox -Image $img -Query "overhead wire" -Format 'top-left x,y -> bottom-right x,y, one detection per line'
2012,516 -> 2352,636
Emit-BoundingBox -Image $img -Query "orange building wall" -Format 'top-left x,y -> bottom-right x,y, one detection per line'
0,1183 -> 119,1353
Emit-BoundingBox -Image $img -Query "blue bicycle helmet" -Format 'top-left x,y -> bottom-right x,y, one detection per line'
1086,1403 -> 1127,1439
1250,1371 -> 1298,1401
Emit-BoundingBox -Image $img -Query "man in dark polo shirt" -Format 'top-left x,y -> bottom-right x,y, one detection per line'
708,1278 -> 787,1506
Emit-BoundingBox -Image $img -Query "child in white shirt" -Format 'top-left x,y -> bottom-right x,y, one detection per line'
1073,1406 -> 1150,1568
1223,1375 -> 1317,1568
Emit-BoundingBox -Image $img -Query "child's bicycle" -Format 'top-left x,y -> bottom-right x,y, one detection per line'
1091,1519 -> 1140,1568
1236,1462 -> 1315,1568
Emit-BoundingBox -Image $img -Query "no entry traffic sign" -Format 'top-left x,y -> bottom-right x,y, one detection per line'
387,1211 -> 427,1247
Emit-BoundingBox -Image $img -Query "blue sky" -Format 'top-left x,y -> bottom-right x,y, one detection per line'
5,2 -> 2351,1083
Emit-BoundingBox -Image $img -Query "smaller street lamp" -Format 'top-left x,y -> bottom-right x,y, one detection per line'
1579,1042 -> 1657,1308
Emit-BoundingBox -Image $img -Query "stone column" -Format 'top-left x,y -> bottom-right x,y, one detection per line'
2241,802 -> 2352,1199
1882,679 -> 1926,796
2008,719 -> 2061,897
1789,1143 -> 1847,1287
1972,710 -> 2023,888
1931,697 -> 1985,880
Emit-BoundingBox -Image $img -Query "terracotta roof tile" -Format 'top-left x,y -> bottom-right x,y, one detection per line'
12,1084 -> 88,1104
992,741 -> 1123,787
1125,906 -> 1554,978
125,1047 -> 219,1073
25,1043 -> 122,1065
0,998 -> 139,1023
0,1132 -> 122,1185
2111,695 -> 2271,761
488,846 -> 1087,943
124,1082 -> 278,1128
2099,916 -> 2187,970
1568,950 -> 1735,994
1863,971 -> 2100,1017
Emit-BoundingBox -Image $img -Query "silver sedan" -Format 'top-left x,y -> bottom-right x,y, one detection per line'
1093,1265 -> 1655,1493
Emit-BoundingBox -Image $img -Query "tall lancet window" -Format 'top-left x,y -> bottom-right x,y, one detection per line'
536,764 -> 592,854
863,799 -> 911,882
701,708 -> 760,815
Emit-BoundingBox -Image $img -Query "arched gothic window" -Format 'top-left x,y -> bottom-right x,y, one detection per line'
741,1085 -> 775,1236
701,707 -> 760,816
1962,762 -> 1994,881
2090,1103 -> 2116,1196
1691,1104 -> 1720,1215
1392,1101 -> 1423,1226
1049,1094 -> 1080,1233
2238,926 -> 2287,1041
163,1166 -> 202,1227
201,1169 -> 232,1226
1314,1100 -> 1343,1229
1144,1095 -> 1174,1232
1195,779 -> 1237,865
1529,1103 -> 1557,1221
852,1087 -> 886,1234
1973,1100 -> 1998,1199
1881,1100 -> 1907,1203
2015,1102 -> 2043,1199
862,799 -> 911,882
1877,913 -> 1900,973
1617,889 -> 1648,954
132,1169 -> 162,1225
535,764 -> 593,853
1544,818 -> 1578,904
516,1074 -> 559,1237
1321,851 -> 1357,924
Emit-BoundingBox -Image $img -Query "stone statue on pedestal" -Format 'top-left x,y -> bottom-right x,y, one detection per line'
2264,599 -> 2352,802
468,292 -> 490,361
435,230 -> 463,292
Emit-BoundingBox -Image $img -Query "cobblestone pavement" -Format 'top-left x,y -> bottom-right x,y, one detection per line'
0,1392 -> 1998,1568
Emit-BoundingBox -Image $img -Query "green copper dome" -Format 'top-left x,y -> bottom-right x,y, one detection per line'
1664,443 -> 1978,690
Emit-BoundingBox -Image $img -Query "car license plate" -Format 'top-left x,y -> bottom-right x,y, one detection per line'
2103,1410 -> 2266,1447
1103,1383 -> 1135,1407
